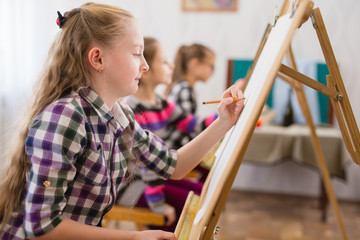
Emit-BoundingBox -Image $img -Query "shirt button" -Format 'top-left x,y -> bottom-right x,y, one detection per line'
43,180 -> 51,188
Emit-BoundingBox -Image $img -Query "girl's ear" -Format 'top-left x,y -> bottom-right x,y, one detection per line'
88,47 -> 104,72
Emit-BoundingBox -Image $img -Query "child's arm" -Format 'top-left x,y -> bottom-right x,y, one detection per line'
171,85 -> 244,179
29,218 -> 176,240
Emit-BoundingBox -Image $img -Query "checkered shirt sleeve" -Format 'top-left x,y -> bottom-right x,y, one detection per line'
24,99 -> 86,237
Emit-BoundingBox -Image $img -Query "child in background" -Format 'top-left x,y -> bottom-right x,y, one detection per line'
119,37 -> 217,232
165,44 -> 217,181
166,43 -> 215,117
128,38 -> 218,151
0,3 -> 244,240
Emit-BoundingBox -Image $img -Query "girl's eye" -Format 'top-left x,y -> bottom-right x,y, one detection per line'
133,53 -> 142,57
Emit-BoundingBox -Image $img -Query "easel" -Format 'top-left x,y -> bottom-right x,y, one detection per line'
175,1 -> 360,239
277,7 -> 360,238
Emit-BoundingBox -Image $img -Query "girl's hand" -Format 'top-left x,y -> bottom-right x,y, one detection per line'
217,84 -> 245,129
163,205 -> 176,226
134,230 -> 177,240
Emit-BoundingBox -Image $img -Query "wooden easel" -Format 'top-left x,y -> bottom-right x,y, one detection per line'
276,8 -> 360,239
175,1 -> 360,239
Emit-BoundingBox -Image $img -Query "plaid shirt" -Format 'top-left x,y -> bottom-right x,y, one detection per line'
167,80 -> 197,115
1,87 -> 176,239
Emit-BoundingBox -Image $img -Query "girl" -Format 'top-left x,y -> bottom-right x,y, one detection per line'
0,3 -> 244,240
165,44 -> 219,182
119,37 -> 217,232
166,43 -> 216,117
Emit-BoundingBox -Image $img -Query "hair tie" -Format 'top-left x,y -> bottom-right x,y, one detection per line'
56,11 -> 66,28
56,8 -> 80,29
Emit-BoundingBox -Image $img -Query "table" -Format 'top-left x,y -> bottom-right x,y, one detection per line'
242,124 -> 352,221
243,124 -> 351,179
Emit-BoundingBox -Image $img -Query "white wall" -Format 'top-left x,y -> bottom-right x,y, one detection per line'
233,160 -> 360,201
1,0 -> 360,200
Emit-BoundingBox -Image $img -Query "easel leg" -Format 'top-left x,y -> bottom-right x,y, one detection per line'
319,178 -> 329,222
290,79 -> 347,239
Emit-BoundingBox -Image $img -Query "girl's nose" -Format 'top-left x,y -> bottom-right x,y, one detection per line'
142,60 -> 149,72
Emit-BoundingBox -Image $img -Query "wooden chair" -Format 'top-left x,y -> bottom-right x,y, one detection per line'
103,205 -> 165,230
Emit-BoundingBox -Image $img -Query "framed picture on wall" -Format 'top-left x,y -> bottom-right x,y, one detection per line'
182,0 -> 238,12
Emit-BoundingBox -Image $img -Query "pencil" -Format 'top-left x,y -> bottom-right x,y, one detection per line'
202,97 -> 246,104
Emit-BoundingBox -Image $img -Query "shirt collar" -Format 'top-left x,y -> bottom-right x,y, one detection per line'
112,101 -> 130,129
79,87 -> 113,124
79,87 -> 129,129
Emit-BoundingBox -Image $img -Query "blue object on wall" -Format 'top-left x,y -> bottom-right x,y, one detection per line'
228,59 -> 330,124
230,59 -> 275,108
317,63 -> 330,124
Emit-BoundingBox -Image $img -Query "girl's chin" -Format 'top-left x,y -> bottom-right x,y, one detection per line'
133,86 -> 139,93
129,85 -> 139,95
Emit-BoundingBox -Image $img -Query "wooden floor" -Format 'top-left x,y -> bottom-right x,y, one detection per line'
216,190 -> 360,240
107,190 -> 360,240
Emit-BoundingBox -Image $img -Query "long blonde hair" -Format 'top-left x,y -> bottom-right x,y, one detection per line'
165,43 -> 214,95
0,2 -> 133,229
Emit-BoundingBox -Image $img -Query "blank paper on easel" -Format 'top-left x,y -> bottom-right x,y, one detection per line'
194,13 -> 296,224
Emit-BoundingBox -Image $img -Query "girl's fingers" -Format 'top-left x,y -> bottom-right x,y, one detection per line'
218,84 -> 245,118
221,97 -> 235,105
234,99 -> 245,114
226,83 -> 243,99
218,97 -> 236,115
163,232 -> 177,240
231,85 -> 239,98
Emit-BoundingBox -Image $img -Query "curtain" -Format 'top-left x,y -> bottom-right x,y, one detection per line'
0,0 -> 58,155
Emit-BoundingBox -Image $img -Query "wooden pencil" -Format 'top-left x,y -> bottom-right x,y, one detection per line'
202,97 -> 245,104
